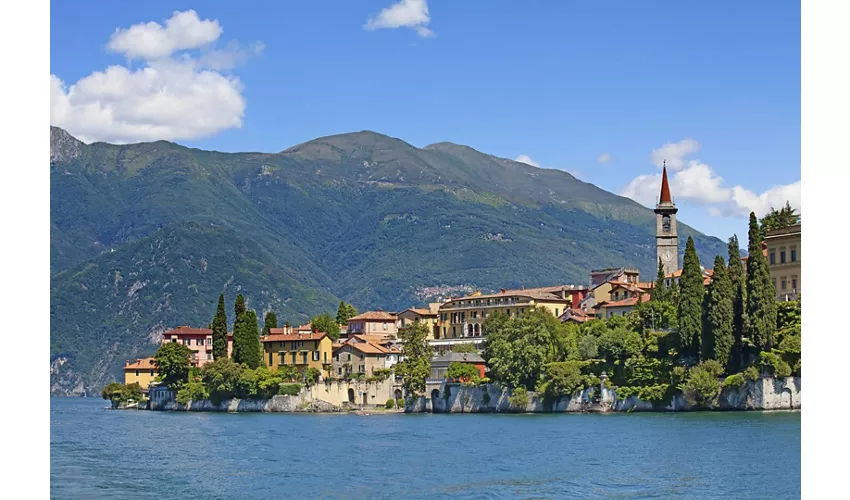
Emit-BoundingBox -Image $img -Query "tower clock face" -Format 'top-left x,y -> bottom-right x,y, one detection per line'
663,249 -> 673,263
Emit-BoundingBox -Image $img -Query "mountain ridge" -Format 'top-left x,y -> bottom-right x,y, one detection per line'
50,127 -> 727,395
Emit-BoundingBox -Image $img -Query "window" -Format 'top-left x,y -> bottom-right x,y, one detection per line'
338,368 -> 342,375
302,352 -> 307,364
291,342 -> 296,351
207,353 -> 212,360
360,354 -> 365,360
269,353 -> 273,365
347,353 -> 351,361
452,327 -> 456,338
383,323 -> 388,330
206,338 -> 212,345
313,351 -> 320,361
360,365 -> 365,373
135,370 -> 139,377
780,250 -> 786,264
291,352 -> 296,364
791,277 -> 797,290
298,341 -> 303,348
770,252 -> 776,265
791,248 -> 797,262
183,339 -> 190,345
197,338 -> 204,346
781,278 -> 787,290
555,308 -> 559,317
171,338 -> 177,343
324,352 -> 327,363
280,353 -> 285,364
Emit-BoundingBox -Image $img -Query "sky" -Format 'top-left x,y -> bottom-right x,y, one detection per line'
49,0 -> 801,241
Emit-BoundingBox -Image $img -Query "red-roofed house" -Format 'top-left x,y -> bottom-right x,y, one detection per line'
595,294 -> 651,320
161,325 -> 234,368
261,326 -> 333,377
346,310 -> 398,337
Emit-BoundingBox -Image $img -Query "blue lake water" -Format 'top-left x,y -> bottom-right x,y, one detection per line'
50,397 -> 800,499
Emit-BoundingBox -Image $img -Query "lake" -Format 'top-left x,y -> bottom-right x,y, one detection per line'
50,397 -> 800,499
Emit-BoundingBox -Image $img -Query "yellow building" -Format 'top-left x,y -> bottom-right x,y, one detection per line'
437,286 -> 577,339
396,303 -> 441,339
262,327 -> 334,377
765,223 -> 801,301
123,357 -> 157,390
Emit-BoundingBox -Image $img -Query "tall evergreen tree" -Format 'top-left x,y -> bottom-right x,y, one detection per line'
703,256 -> 734,371
262,311 -> 278,337
745,212 -> 777,350
651,257 -> 669,303
233,309 -> 262,369
727,235 -> 746,370
335,301 -> 358,325
234,294 -> 246,318
677,236 -> 704,359
211,293 -> 228,360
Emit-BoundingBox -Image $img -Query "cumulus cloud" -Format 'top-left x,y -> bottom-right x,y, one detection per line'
620,140 -> 800,218
597,153 -> 612,164
364,0 -> 435,37
515,154 -> 540,168
50,10 -> 261,144
650,138 -> 700,170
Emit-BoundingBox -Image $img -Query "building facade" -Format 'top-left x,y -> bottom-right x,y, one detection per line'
332,342 -> 389,378
396,304 -> 440,339
161,326 -> 233,368
346,311 -> 399,337
429,352 -> 487,381
437,286 -> 578,340
123,357 -> 157,389
261,328 -> 333,377
765,223 -> 801,300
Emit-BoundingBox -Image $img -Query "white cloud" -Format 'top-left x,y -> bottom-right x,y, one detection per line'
107,10 -> 223,60
597,153 -> 612,164
50,10 -> 259,144
650,138 -> 700,170
621,139 -> 800,218
515,154 -> 540,168
364,0 -> 434,37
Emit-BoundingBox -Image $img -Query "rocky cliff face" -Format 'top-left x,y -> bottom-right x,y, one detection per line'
50,126 -> 83,163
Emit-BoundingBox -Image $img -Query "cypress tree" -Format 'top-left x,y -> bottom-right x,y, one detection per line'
235,294 -> 246,318
677,236 -> 704,359
211,293 -> 228,360
703,256 -> 734,370
727,235 -> 746,370
233,309 -> 262,369
262,311 -> 278,337
651,257 -> 669,303
336,301 -> 358,325
745,212 -> 777,350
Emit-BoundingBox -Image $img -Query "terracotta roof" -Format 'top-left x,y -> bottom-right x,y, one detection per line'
124,357 -> 156,370
597,294 -> 650,308
398,308 -> 437,317
659,165 -> 672,203
347,311 -> 396,321
609,281 -> 644,293
560,308 -> 593,323
444,285 -> 580,304
636,282 -> 655,291
164,325 -> 212,336
262,330 -> 328,342
347,334 -> 392,345
334,341 -> 389,355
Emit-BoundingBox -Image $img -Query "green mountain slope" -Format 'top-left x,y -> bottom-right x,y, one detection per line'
49,127 -> 727,394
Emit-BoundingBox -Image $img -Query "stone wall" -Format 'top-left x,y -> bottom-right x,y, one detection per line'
406,377 -> 801,413
151,379 -> 399,412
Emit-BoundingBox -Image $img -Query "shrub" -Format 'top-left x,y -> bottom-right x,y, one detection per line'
508,386 -> 529,410
101,382 -> 124,401
176,380 -> 209,405
385,398 -> 395,409
577,335 -> 598,360
304,367 -> 321,387
722,373 -> 746,389
446,362 -> 480,382
793,359 -> 801,376
396,398 -> 404,408
700,359 -> 725,378
743,366 -> 760,382
373,368 -> 392,381
680,363 -> 721,409
279,383 -> 302,396
758,351 -> 792,378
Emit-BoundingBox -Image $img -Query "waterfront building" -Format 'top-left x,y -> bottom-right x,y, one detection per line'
261,326 -> 333,377
346,311 -> 398,337
332,340 -> 391,378
123,357 -> 157,390
161,325 -> 233,368
764,223 -> 801,301
437,285 -> 580,341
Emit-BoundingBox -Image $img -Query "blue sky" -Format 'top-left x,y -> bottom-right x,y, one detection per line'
50,0 -> 800,241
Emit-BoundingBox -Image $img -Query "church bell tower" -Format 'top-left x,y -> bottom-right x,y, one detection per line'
655,162 -> 679,276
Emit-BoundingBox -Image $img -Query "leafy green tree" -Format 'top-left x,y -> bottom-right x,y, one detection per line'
651,257 -> 670,303
335,301 -> 358,325
154,342 -> 192,389
507,387 -> 530,411
677,236 -> 704,358
254,366 -> 284,398
393,321 -> 433,395
233,309 -> 262,369
745,212 -> 777,350
482,310 -> 509,336
201,358 -> 244,404
577,335 -> 598,360
310,312 -> 341,340
634,299 -> 677,333
446,362 -> 480,382
450,343 -> 478,353
727,235 -> 747,370
598,327 -> 642,363
101,382 -> 124,401
304,367 -> 321,386
703,256 -> 734,371
538,361 -> 585,400
759,201 -> 799,239
176,381 -> 208,405
680,361 -> 722,409
262,311 -> 278,337
212,293 -> 228,360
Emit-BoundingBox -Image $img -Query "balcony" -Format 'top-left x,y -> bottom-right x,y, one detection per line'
441,299 -> 530,311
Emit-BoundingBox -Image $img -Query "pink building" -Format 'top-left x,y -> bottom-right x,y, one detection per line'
161,325 -> 233,368
346,311 -> 398,337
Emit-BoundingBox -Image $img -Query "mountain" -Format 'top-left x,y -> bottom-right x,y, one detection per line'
49,126 -> 727,394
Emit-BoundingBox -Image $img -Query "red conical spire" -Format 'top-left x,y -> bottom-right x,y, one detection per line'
659,162 -> 672,204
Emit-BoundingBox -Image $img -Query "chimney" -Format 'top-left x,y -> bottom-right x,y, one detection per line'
500,288 -> 506,294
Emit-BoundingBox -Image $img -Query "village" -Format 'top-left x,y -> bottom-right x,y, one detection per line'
118,169 -> 802,411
